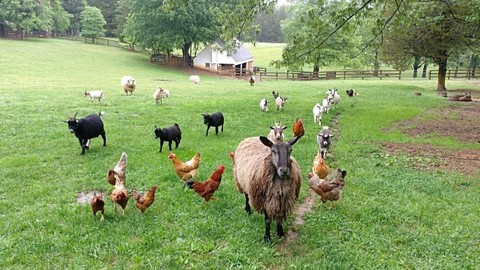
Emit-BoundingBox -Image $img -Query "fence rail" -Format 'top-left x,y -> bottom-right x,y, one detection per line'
428,69 -> 479,79
254,68 -> 402,81
56,35 -> 132,50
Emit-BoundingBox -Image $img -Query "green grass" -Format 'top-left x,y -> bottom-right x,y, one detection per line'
1,38 -> 480,269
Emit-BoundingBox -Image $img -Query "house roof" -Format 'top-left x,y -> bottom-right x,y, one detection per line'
194,40 -> 254,65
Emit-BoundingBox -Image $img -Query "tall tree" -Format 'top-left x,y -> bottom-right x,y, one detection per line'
80,6 -> 105,43
62,0 -> 87,35
87,0 -> 117,37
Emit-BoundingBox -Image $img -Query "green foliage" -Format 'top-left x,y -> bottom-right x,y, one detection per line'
80,6 -> 106,40
1,38 -> 480,269
87,0 -> 118,37
62,0 -> 87,34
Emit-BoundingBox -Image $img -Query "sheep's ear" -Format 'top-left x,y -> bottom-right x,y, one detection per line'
259,136 -> 273,148
288,136 -> 301,146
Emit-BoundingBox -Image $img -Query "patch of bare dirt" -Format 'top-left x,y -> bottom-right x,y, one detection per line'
384,89 -> 480,176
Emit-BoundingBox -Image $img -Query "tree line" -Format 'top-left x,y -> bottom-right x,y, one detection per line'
1,0 -> 479,91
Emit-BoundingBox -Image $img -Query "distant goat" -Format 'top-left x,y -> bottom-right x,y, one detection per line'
189,75 -> 200,84
154,123 -> 182,152
203,112 -> 224,136
317,126 -> 333,158
275,96 -> 287,111
84,90 -> 104,102
312,103 -> 323,125
249,75 -> 256,86
64,112 -> 106,155
153,88 -> 165,104
267,122 -> 287,143
259,98 -> 269,112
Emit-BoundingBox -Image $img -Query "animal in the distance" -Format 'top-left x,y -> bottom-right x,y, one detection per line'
346,89 -> 358,97
168,151 -> 201,181
275,96 -> 287,111
64,112 -> 106,155
154,123 -> 181,152
232,136 -> 302,242
189,75 -> 200,84
308,168 -> 347,208
121,76 -> 136,95
327,88 -> 340,108
312,151 -> 328,179
317,126 -> 333,158
91,191 -> 105,222
272,91 -> 279,99
133,185 -> 158,213
202,112 -> 224,136
312,103 -> 323,125
110,178 -> 129,215
153,88 -> 165,104
293,118 -> 305,137
259,98 -> 269,112
184,164 -> 225,207
267,122 -> 287,143
249,75 -> 256,86
107,152 -> 127,186
84,90 -> 104,102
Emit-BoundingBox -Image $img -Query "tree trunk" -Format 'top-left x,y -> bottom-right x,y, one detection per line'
373,50 -> 379,76
182,42 -> 192,67
437,59 -> 447,92
413,55 -> 421,78
422,62 -> 428,78
312,64 -> 319,79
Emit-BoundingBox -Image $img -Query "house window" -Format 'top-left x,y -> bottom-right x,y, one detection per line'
205,63 -> 210,68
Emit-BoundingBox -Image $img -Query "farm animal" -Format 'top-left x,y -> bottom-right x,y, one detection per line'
162,89 -> 170,98
293,118 -> 305,137
448,92 -> 472,102
64,112 -> 106,155
317,126 -> 333,158
232,136 -> 302,242
107,152 -> 127,186
312,151 -> 328,179
110,177 -> 129,216
133,185 -> 158,213
267,122 -> 287,143
322,97 -> 331,114
249,75 -> 256,86
91,191 -> 105,222
272,91 -> 279,99
184,164 -> 225,207
327,88 -> 340,108
308,168 -> 347,208
154,123 -> 181,152
346,89 -> 358,97
312,103 -> 323,125
168,151 -> 201,181
275,96 -> 287,111
259,99 -> 269,112
153,88 -> 165,104
189,75 -> 200,84
202,112 -> 224,136
84,90 -> 104,102
121,76 -> 136,95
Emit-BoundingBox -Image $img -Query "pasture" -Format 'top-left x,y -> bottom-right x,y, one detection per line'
1,38 -> 479,269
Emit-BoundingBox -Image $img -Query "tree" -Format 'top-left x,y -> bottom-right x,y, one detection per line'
113,0 -> 130,41
87,0 -> 118,37
51,0 -> 72,35
254,5 -> 287,43
80,6 -> 105,42
62,0 -> 87,35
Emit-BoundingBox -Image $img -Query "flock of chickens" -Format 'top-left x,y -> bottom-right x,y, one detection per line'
91,151 -> 225,221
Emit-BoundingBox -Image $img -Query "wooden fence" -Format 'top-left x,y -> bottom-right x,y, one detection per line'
254,68 -> 402,81
56,35 -> 132,50
428,69 -> 479,79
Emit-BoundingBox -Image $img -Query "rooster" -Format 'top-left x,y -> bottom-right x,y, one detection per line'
312,151 -> 329,179
168,151 -> 201,181
184,164 -> 225,207
91,191 -> 105,222
133,185 -> 158,213
110,178 -> 129,215
308,168 -> 347,208
107,152 -> 127,185
293,118 -> 305,137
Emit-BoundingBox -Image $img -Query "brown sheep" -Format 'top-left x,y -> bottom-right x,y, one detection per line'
121,76 -> 136,95
232,136 -> 302,242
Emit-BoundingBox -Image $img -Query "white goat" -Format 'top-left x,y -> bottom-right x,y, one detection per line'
259,98 -> 269,112
312,103 -> 323,125
275,96 -> 287,111
153,88 -> 165,104
267,122 -> 286,143
84,90 -> 104,102
189,75 -> 200,84
327,88 -> 340,109
322,97 -> 330,114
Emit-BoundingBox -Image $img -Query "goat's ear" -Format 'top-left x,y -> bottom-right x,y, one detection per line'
329,134 -> 334,137
270,126 -> 274,130
259,136 -> 273,148
154,125 -> 158,129
288,136 -> 301,146
282,126 -> 287,130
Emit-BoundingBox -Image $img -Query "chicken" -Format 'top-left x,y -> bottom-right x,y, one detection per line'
184,164 -> 225,207
91,191 -> 105,222
293,118 -> 305,137
312,151 -> 329,179
110,179 -> 129,215
107,152 -> 127,185
168,151 -> 201,181
308,168 -> 347,208
133,185 -> 158,213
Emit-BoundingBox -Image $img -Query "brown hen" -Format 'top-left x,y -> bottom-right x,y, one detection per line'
168,151 -> 201,181
308,168 -> 347,208
133,185 -> 158,213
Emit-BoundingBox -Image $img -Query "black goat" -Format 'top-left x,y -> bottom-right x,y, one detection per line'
64,112 -> 106,155
202,112 -> 224,136
249,75 -> 256,86
154,123 -> 182,152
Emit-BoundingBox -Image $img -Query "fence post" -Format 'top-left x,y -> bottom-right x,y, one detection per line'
276,72 -> 278,81
428,70 -> 431,80
399,70 -> 401,80
343,71 -> 346,80
448,70 -> 451,80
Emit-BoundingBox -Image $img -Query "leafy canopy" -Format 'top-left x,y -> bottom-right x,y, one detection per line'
80,6 -> 106,39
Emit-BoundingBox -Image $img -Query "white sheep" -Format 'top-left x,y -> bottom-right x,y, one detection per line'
189,75 -> 200,84
232,136 -> 302,242
153,88 -> 165,104
275,96 -> 287,111
121,76 -> 136,95
259,98 -> 269,112
312,103 -> 323,124
84,90 -> 104,102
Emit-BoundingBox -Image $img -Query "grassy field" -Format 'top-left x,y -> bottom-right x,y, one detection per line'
1,38 -> 479,269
